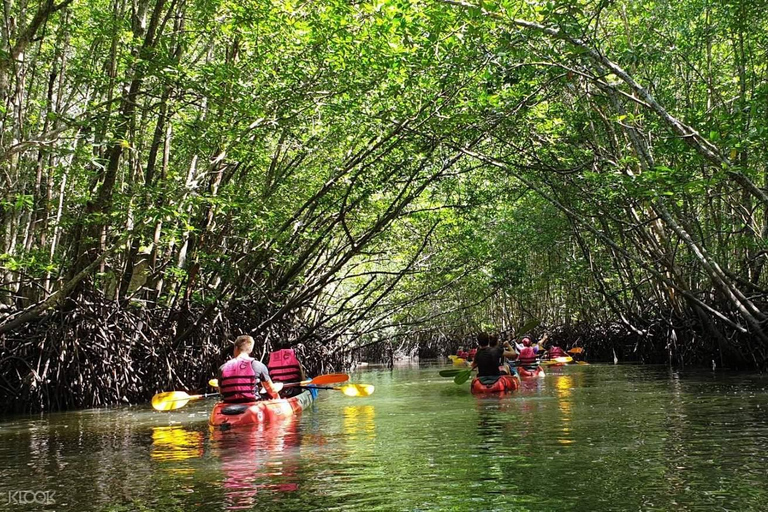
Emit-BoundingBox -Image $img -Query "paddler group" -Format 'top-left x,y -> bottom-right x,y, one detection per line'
448,328 -> 583,394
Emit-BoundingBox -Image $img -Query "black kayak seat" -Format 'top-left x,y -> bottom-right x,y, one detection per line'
221,404 -> 248,415
478,375 -> 501,386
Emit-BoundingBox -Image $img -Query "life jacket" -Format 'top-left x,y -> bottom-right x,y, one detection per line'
267,349 -> 303,384
220,356 -> 258,403
518,346 -> 538,366
468,348 -> 477,361
549,346 -> 566,358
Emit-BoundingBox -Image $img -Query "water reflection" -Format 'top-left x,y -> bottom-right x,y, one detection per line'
150,425 -> 204,463
210,416 -> 302,510
554,374 -> 574,446
342,405 -> 375,439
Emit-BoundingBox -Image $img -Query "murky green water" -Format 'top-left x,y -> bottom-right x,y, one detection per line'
2,363 -> 768,511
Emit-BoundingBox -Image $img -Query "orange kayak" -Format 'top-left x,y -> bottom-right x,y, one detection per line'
470,374 -> 520,395
517,365 -> 545,379
209,390 -> 315,431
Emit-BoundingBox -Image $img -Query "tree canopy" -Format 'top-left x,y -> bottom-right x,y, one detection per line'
1,0 -> 767,411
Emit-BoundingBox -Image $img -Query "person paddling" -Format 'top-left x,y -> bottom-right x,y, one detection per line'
267,347 -> 306,398
489,334 -> 517,375
218,335 -> 279,403
472,332 -> 517,377
515,334 -> 546,369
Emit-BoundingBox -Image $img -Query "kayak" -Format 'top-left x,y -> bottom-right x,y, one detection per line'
471,374 -> 520,395
209,389 -> 315,431
517,365 -> 545,379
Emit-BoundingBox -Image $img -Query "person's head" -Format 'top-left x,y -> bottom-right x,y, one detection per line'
521,336 -> 532,347
477,332 -> 491,347
489,334 -> 499,347
233,335 -> 254,356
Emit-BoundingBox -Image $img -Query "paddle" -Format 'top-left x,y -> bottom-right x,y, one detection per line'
305,383 -> 375,397
152,391 -> 220,411
207,372 -> 349,389
541,356 -> 573,366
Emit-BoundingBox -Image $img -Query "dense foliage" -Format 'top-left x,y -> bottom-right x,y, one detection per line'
1,0 -> 767,411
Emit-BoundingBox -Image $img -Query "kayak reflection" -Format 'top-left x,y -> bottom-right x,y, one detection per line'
210,415 -> 302,510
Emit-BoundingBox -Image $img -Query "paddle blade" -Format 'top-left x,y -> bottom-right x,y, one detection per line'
208,378 -> 219,388
517,319 -> 541,336
152,391 -> 191,411
439,369 -> 463,377
340,384 -> 375,397
310,373 -> 349,385
454,369 -> 472,385
567,347 -> 584,354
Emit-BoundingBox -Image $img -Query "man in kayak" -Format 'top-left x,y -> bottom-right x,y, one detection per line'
218,335 -> 280,403
472,332 -> 517,377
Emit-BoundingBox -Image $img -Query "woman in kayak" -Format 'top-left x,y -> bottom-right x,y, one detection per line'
472,332 -> 517,377
218,335 -> 280,403
515,334 -> 546,368
267,347 -> 306,398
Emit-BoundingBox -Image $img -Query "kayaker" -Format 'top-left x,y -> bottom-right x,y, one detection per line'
515,334 -> 546,368
546,344 -> 567,359
218,335 -> 279,403
267,347 -> 306,398
467,347 -> 477,362
489,334 -> 516,375
472,332 -> 517,376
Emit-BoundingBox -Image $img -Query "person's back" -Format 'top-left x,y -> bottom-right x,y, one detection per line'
517,337 -> 539,366
473,332 -> 516,377
218,335 -> 277,403
474,346 -> 503,376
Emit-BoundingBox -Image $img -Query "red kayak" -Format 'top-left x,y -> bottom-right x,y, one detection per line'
517,365 -> 545,379
471,374 -> 520,395
209,389 -> 314,431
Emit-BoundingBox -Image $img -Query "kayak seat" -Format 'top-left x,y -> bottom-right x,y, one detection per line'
478,375 -> 500,386
221,404 -> 248,415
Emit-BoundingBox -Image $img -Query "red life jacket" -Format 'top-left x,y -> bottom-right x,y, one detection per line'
518,346 -> 538,365
220,356 -> 257,403
468,348 -> 477,360
267,349 -> 302,384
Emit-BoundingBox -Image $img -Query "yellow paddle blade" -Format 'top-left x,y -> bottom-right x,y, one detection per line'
340,384 -> 375,397
448,355 -> 458,360
151,391 -> 191,411
208,378 -> 219,388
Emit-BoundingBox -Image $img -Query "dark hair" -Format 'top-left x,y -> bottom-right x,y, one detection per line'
489,334 -> 499,347
476,332 -> 491,347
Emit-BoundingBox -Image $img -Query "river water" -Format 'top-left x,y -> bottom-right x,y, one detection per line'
1,363 -> 767,511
